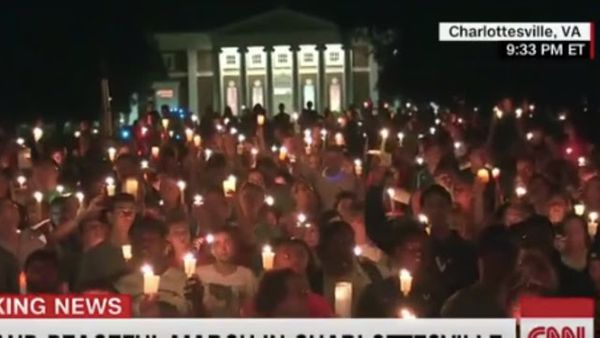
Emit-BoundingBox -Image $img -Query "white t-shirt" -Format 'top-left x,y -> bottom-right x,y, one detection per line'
196,264 -> 257,317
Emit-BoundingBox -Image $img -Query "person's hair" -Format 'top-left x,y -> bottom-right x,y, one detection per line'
212,226 -> 237,242
562,213 -> 591,248
254,268 -> 297,316
49,196 -> 68,209
390,221 -> 427,253
477,225 -> 518,261
24,249 -> 60,271
115,153 -> 137,165
78,217 -> 109,235
334,191 -> 357,210
109,193 -> 136,211
164,210 -> 188,228
130,216 -> 167,239
317,221 -> 354,254
420,184 -> 453,206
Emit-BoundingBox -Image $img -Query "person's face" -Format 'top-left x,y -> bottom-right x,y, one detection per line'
81,220 -> 109,250
34,164 -> 59,192
504,206 -> 527,227
302,225 -> 319,248
424,145 -> 442,167
274,275 -> 310,317
393,236 -> 425,273
211,232 -> 235,263
135,230 -> 166,263
240,187 -> 264,214
115,159 -> 138,181
293,183 -> 313,207
274,245 -> 308,274
528,178 -> 550,205
422,194 -> 452,228
547,196 -> 568,224
247,172 -> 265,188
26,260 -> 59,293
0,200 -> 20,233
159,178 -> 180,206
468,148 -> 486,171
109,201 -> 136,230
589,260 -> 600,286
564,218 -> 587,250
167,222 -> 191,253
453,182 -> 473,211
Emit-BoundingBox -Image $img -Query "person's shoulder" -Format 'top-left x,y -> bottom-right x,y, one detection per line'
236,266 -> 256,279
196,264 -> 215,275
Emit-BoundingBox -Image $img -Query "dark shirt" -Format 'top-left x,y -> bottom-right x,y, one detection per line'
556,258 -> 595,297
0,246 -> 18,293
431,231 -> 478,297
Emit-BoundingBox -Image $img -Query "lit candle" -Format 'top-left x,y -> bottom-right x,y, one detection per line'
237,134 -> 246,155
204,149 -> 213,161
588,212 -> 599,237
515,186 -> 527,198
151,146 -> 160,159
261,245 -> 274,271
399,269 -> 413,296
558,113 -> 567,121
278,146 -> 288,161
105,177 -> 116,196
257,114 -> 265,126
476,168 -> 490,184
141,264 -> 160,295
265,195 -> 275,206
354,159 -> 363,176
353,245 -> 363,257
566,147 -> 573,155
16,138 -> 25,146
16,175 -> 27,189
107,147 -> 117,162
251,148 -> 258,167
193,194 -> 204,206
121,244 -> 132,261
56,185 -> 65,194
75,191 -> 85,212
33,191 -> 43,217
494,106 -> 503,119
230,127 -> 238,135
177,180 -> 186,204
222,175 -> 237,196
386,188 -> 396,213
379,129 -> 389,151
415,156 -> 424,166
574,203 -> 586,216
183,252 -> 197,277
161,118 -> 170,130
397,132 -> 405,147
185,128 -> 194,143
123,178 -> 139,199
515,108 -> 523,119
334,132 -> 345,146
398,308 -> 417,319
140,160 -> 149,170
32,127 -> 43,143
491,167 -> 501,180
205,233 -> 214,244
529,104 -> 535,111
193,135 -> 202,148
334,282 -> 352,318
526,132 -> 533,141
429,127 -> 436,135
578,157 -> 587,167
19,271 -> 27,295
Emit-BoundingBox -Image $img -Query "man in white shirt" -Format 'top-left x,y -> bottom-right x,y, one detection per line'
196,228 -> 257,317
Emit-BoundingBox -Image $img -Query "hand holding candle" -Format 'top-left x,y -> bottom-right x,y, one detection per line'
574,203 -> 586,216
141,264 -> 160,295
105,177 -> 116,196
354,159 -> 363,176
183,252 -> 197,277
121,244 -> 132,261
107,147 -> 117,162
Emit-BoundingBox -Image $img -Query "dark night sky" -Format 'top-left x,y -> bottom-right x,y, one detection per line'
2,1 -> 600,126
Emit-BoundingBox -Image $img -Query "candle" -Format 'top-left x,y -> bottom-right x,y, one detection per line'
379,129 -> 389,151
415,156 -> 424,166
399,269 -> 413,296
566,147 -> 573,155
151,146 -> 160,159
578,157 -> 587,167
16,138 -> 25,146
526,132 -> 533,141
334,132 -> 345,146
353,245 -> 363,257
337,116 -> 346,127
75,191 -> 85,211
251,148 -> 258,167
123,178 -> 139,199
237,134 -> 246,155
398,308 -> 417,319
429,127 -> 436,135
19,271 -> 27,295
418,213 -> 429,225
494,106 -> 503,119
141,264 -> 160,295
204,149 -> 213,161
183,252 -> 197,277
107,147 -> 117,162
265,195 -> 275,206
278,146 -> 288,161
32,127 -> 43,143
261,245 -> 274,271
161,118 -> 170,130
529,104 -> 535,111
205,233 -> 214,244
177,180 -> 186,204
16,175 -> 27,189
515,108 -> 523,119
515,186 -> 527,198
121,244 -> 132,261
185,128 -> 194,143
476,168 -> 490,184
105,177 -> 116,196
397,132 -> 405,147
297,213 -> 307,227
140,160 -> 149,170
257,114 -> 265,126
334,282 -> 352,318
56,185 -> 65,194
558,113 -> 567,121
222,175 -> 237,196
588,212 -> 599,237
574,203 -> 586,216
386,188 -> 396,213
354,159 -> 363,176
193,135 -> 202,148
491,167 -> 501,179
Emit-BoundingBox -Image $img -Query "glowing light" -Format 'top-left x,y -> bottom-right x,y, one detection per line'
193,194 -> 204,206
32,127 -> 43,142
515,108 -> 523,119
265,195 -> 275,206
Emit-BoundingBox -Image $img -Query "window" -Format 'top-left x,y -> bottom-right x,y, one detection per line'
278,53 -> 288,64
225,55 -> 236,65
162,54 -> 175,71
303,53 -> 314,63
329,51 -> 340,62
251,54 -> 262,65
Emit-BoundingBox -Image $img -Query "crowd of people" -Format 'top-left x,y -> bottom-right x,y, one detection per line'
0,98 -> 598,320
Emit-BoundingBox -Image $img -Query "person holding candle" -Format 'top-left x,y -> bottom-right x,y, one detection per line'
195,228 -> 257,317
165,212 -> 193,269
107,193 -> 137,246
441,226 -> 518,317
23,249 -> 63,294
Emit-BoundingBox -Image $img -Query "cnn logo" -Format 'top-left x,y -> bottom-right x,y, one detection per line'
527,326 -> 586,338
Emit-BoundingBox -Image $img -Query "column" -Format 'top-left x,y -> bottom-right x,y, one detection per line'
187,48 -> 199,114
368,51 -> 379,104
343,44 -> 354,107
316,44 -> 326,112
290,45 -> 300,112
211,47 -> 221,113
239,47 -> 248,110
265,46 -> 274,114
